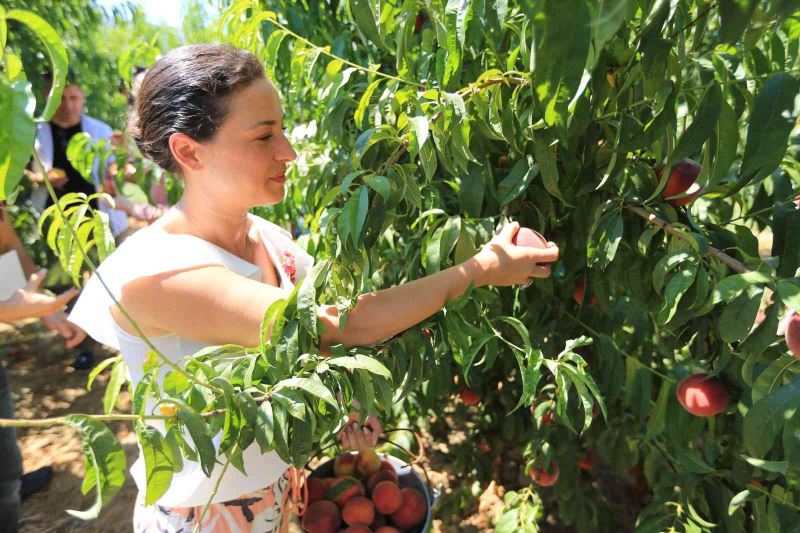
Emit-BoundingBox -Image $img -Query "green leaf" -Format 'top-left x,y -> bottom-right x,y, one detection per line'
733,73 -> 800,191
138,425 -> 176,505
65,415 -> 126,519
408,115 -> 429,158
297,259 -> 330,339
86,355 -> 121,392
103,359 -> 128,415
264,29 -> 287,79
646,380 -> 672,439
719,0 -> 757,44
354,79 -> 382,128
719,289 -> 763,342
531,0 -> 591,111
496,156 -> 538,205
657,265 -> 698,325
777,279 -> 800,313
712,272 -> 772,304
348,0 -> 390,51
0,80 -> 36,200
255,400 -> 275,453
7,9 -> 68,121
587,210 -> 623,269
667,82 -> 721,168
710,99 -> 739,183
742,456 -> 788,474
173,400 -> 216,477
533,133 -> 570,205
326,354 -> 392,379
274,377 -> 338,408
743,375 -> 800,457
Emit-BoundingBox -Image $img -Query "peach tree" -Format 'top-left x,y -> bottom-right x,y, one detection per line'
2,1 -> 800,531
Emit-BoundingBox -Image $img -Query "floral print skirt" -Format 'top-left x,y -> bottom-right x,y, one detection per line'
133,472 -> 290,533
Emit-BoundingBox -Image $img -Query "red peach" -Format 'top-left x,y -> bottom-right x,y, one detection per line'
658,158 -> 703,207
390,487 -> 427,528
333,452 -> 357,477
573,276 -> 597,308
372,480 -> 403,514
785,312 -> 800,358
676,373 -> 729,417
325,476 -> 365,507
342,496 -> 375,526
302,500 -> 341,533
530,460 -> 560,487
367,469 -> 399,493
375,527 -> 401,533
355,448 -> 382,479
512,227 -> 548,248
459,385 -> 481,405
307,477 -> 327,504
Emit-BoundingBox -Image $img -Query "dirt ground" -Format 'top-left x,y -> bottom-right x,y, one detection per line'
1,319 -> 510,533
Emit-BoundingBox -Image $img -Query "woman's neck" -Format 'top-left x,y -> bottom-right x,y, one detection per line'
172,187 -> 253,257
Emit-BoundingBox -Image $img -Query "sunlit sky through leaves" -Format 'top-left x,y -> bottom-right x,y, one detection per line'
97,0 -> 184,29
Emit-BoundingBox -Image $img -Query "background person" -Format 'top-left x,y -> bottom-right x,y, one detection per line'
0,208 -> 86,533
28,71 -> 129,239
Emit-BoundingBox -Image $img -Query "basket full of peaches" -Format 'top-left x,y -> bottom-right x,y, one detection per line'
302,446 -> 432,533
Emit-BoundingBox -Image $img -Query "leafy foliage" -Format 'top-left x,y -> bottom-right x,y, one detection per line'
3,0 -> 800,530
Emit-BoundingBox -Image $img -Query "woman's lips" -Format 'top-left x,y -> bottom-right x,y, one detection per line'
269,174 -> 286,184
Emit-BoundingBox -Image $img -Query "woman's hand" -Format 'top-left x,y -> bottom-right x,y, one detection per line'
338,413 -> 382,451
42,311 -> 86,349
0,269 -> 80,323
473,222 -> 559,287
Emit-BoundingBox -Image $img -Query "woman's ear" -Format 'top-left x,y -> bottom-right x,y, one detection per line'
169,132 -> 201,172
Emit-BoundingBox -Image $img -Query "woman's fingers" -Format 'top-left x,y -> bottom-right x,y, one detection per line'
497,222 -> 520,243
529,264 -> 552,279
530,244 -> 560,263
54,287 -> 80,308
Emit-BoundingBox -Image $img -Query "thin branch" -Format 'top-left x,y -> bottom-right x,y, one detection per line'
625,204 -> 750,274
670,2 -> 716,40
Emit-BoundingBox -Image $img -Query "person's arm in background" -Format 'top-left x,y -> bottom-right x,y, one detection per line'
0,208 -> 85,347
0,207 -> 37,277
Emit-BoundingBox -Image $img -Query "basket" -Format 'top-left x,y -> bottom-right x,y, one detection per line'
308,453 -> 434,532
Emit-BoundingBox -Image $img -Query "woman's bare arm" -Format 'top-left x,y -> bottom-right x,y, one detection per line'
114,223 -> 559,349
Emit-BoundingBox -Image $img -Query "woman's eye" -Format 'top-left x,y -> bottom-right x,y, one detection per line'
259,135 -> 272,141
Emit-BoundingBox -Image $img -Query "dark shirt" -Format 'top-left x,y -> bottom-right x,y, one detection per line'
49,121 -> 97,208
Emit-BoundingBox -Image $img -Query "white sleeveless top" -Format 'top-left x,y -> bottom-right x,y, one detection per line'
67,214 -> 315,508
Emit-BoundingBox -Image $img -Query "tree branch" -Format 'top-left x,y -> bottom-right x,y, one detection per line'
625,205 -> 750,273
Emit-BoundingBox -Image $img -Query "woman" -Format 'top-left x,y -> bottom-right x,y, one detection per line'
68,44 -> 559,532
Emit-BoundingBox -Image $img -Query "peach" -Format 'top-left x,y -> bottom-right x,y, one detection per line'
355,448 -> 381,478
676,373 -> 729,417
785,312 -> 800,358
372,480 -> 403,514
530,460 -> 560,486
302,500 -> 341,533
512,227 -> 547,248
367,469 -> 399,493
306,477 -> 327,504
459,385 -> 481,405
333,452 -> 357,477
573,276 -> 597,308
375,527 -> 401,533
379,458 -> 396,473
325,476 -> 365,507
390,487 -> 427,528
342,496 -> 375,526
658,158 -> 703,206
341,526 -> 372,533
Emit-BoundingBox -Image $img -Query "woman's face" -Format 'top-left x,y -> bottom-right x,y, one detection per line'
194,77 -> 297,207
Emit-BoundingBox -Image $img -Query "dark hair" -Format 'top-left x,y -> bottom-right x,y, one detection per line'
128,44 -> 265,173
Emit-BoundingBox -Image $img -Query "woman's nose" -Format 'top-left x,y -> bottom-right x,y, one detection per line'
276,135 -> 297,163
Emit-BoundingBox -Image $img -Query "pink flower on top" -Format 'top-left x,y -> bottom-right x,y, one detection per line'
280,250 -> 297,284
